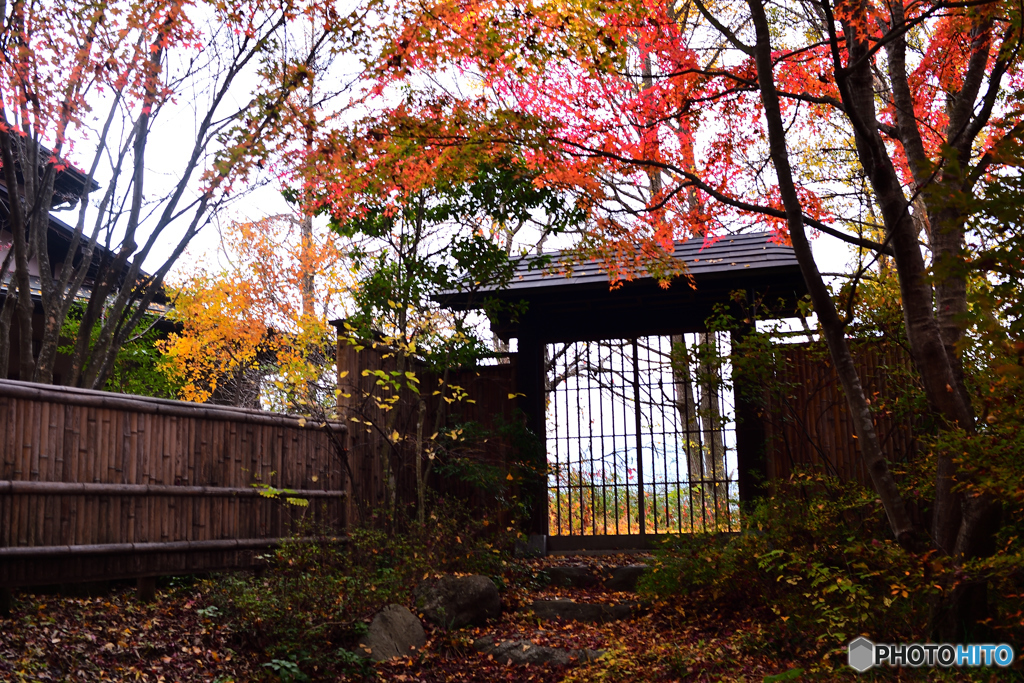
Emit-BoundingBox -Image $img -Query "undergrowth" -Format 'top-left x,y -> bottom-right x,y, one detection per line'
203,498 -> 524,680
638,472 -> 1024,678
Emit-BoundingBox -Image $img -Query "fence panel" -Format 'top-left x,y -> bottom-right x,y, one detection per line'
0,380 -> 348,587
337,339 -> 519,526
761,341 -> 917,486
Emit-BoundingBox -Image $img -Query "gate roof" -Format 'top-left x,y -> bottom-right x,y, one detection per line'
440,232 -> 807,343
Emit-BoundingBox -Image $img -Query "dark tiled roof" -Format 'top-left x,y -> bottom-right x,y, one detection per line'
492,231 -> 797,293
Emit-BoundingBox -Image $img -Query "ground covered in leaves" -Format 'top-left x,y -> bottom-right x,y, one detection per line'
0,580 -> 256,682
3,553 -> 1013,682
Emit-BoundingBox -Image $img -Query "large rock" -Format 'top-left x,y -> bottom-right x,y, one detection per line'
474,636 -> 602,666
532,598 -> 634,623
416,574 -> 501,628
357,604 -> 426,661
604,564 -> 649,592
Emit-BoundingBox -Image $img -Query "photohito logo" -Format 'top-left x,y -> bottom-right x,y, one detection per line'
847,637 -> 1015,671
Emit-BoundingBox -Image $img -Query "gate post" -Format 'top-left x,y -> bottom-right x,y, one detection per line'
515,332 -> 548,537
732,325 -> 768,506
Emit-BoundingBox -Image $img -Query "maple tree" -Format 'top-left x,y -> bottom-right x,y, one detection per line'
0,0 -> 362,388
161,213 -> 350,410
297,0 -> 1024,638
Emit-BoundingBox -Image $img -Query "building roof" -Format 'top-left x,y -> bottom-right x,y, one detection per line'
0,181 -> 170,312
439,231 -> 807,343
496,231 -> 799,294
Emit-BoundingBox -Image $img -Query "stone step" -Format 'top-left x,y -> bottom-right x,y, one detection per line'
474,635 -> 603,666
531,598 -> 637,623
542,563 -> 649,592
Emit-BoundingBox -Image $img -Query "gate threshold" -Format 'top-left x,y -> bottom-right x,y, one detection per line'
546,534 -> 679,553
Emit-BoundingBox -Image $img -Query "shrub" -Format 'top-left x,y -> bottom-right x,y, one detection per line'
640,473 -> 949,667
204,499 -> 521,680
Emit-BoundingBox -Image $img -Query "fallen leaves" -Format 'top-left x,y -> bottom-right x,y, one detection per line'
0,584 -> 261,682
0,553 -> 940,682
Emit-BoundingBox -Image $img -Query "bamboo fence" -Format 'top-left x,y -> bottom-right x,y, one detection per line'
0,379 -> 348,587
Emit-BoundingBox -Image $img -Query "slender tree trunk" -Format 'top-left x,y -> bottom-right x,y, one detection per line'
747,0 -> 917,547
300,215 -> 316,320
696,334 -> 725,502
671,335 -> 704,491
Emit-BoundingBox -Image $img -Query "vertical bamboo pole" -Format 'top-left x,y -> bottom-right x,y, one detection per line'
15,399 -> 29,546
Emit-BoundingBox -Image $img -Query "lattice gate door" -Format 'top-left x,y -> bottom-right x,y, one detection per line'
545,333 -> 739,546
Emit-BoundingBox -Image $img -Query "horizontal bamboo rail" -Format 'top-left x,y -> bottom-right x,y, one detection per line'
0,535 -> 347,558
0,480 -> 348,498
0,379 -> 325,428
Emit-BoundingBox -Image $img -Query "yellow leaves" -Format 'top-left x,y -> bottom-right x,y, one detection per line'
162,214 -> 353,411
390,430 -> 401,442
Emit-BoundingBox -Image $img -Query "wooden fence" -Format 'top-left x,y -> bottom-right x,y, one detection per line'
336,335 -> 917,530
0,380 -> 348,588
760,340 -> 917,486
0,336 -> 917,588
337,338 -> 521,527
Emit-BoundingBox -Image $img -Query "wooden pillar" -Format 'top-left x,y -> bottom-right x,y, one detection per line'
515,331 -> 548,536
334,329 -> 359,529
136,576 -> 157,603
732,326 -> 768,506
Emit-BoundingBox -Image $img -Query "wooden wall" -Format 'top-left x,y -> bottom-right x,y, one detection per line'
0,380 -> 348,587
337,338 -> 520,526
760,340 -> 917,486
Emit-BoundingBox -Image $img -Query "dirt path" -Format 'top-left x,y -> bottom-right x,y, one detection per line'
377,553 -> 818,682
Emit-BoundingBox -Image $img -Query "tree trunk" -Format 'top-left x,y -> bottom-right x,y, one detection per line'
747,0 -> 917,547
300,213 -> 316,320
696,334 -> 726,516
414,397 -> 427,525
671,335 -> 704,492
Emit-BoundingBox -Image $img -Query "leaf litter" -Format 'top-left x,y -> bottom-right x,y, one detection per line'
1,555 -> 960,681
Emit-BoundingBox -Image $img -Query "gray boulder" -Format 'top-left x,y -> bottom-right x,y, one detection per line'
604,564 -> 649,592
357,604 -> 426,661
532,598 -> 634,623
416,574 -> 501,628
